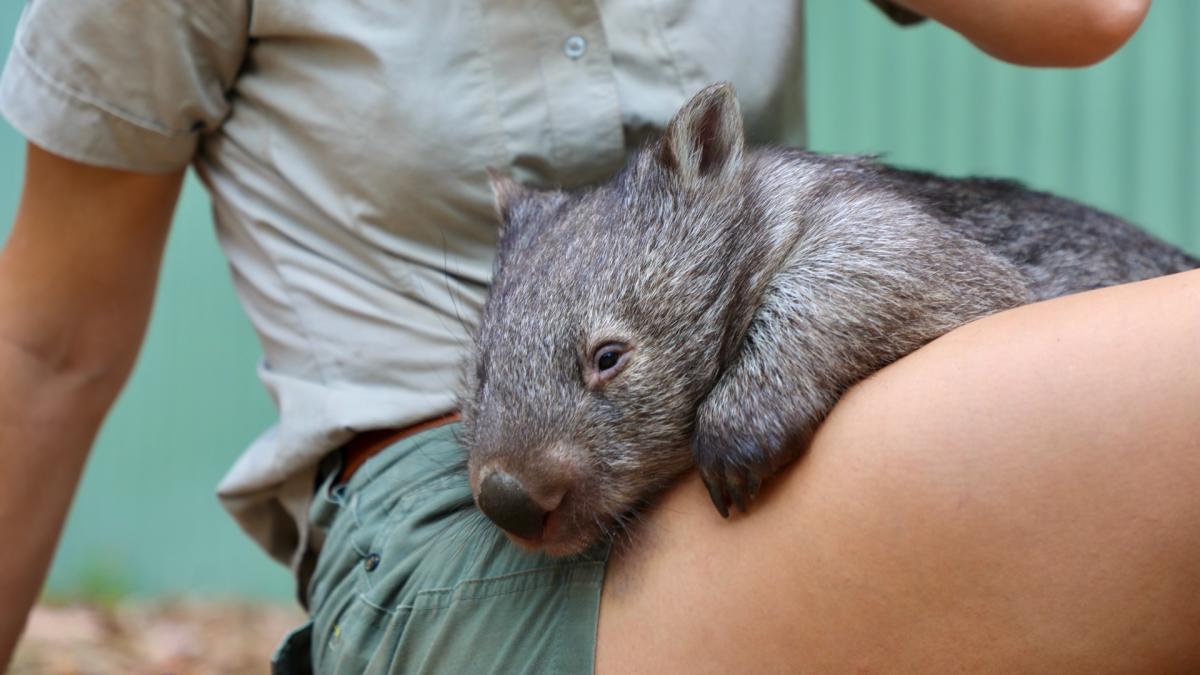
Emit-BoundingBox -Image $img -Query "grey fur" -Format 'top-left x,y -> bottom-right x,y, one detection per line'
462,83 -> 1198,555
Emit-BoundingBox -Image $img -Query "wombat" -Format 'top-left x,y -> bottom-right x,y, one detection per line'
462,82 -> 1199,556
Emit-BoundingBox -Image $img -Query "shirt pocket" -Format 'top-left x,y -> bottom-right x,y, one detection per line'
246,0 -> 508,254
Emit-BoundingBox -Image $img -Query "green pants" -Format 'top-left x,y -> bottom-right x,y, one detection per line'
272,423 -> 610,674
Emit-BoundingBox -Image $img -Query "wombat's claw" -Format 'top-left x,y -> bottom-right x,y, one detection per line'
699,461 -> 764,518
701,470 -> 732,519
728,463 -> 764,514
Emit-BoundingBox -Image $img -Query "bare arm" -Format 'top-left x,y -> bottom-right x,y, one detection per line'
599,268 -> 1200,672
894,0 -> 1151,67
0,144 -> 183,667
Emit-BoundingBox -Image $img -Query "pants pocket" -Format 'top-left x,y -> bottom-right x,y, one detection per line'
366,561 -> 608,675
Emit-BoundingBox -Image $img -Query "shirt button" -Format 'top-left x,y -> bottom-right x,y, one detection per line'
363,553 -> 381,572
563,34 -> 587,59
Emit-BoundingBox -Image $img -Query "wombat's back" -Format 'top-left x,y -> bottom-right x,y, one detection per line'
869,165 -> 1200,300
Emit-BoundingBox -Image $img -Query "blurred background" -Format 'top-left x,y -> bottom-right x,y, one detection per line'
2,1 -> 1197,672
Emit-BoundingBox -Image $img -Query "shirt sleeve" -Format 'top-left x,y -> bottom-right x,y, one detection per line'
0,0 -> 249,173
868,0 -> 927,26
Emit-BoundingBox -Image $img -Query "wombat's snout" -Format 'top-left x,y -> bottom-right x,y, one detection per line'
476,469 -> 564,542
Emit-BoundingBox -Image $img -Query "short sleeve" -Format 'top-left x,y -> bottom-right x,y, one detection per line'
868,0 -> 927,26
0,0 -> 249,172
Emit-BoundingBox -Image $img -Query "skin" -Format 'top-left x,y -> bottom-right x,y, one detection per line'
0,145 -> 182,666
597,269 -> 1200,673
898,0 -> 1151,67
0,0 -> 1159,668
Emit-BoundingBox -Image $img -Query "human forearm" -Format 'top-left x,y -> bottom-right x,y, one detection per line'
0,144 -> 183,668
896,0 -> 1151,67
0,265 -> 152,666
0,345 -> 124,665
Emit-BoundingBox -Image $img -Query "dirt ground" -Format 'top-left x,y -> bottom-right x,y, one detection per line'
10,599 -> 307,675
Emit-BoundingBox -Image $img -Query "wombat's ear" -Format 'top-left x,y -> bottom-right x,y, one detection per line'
659,82 -> 745,182
486,167 -> 527,226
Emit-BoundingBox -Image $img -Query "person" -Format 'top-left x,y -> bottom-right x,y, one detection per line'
4,0 -> 1196,672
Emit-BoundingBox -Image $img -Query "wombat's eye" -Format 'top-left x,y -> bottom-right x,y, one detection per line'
588,342 -> 631,386
597,350 -> 620,371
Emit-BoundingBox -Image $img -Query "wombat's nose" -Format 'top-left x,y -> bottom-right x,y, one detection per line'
477,470 -> 549,541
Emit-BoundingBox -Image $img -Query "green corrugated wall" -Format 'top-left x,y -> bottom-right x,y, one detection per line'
0,2 -> 1196,601
808,2 -> 1200,254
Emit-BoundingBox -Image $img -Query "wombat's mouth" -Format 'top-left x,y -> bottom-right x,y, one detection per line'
467,438 -> 676,556
469,459 -> 613,556
485,490 -> 610,557
501,505 -> 581,555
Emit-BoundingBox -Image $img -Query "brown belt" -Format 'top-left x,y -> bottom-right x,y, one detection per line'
337,412 -> 461,484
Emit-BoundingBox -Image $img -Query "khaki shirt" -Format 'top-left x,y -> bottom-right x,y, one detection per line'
1,0 -> 808,589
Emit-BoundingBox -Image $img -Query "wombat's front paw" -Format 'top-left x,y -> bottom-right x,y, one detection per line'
692,427 -> 788,518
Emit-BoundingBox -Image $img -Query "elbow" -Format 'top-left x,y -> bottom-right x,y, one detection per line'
993,0 -> 1151,68
0,329 -> 135,408
1017,0 -> 1147,66
1062,0 -> 1151,67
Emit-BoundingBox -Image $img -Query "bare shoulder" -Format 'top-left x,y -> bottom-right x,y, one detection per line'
597,270 -> 1200,674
